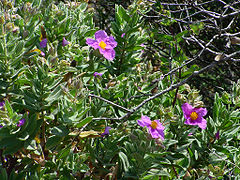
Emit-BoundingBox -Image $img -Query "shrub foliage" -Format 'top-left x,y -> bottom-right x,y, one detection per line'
0,0 -> 240,179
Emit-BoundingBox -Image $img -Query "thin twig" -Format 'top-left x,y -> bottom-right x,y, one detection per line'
89,94 -> 132,113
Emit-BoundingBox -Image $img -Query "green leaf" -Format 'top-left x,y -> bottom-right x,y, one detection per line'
46,135 -> 63,149
45,85 -> 62,103
119,151 -> 130,172
17,131 -> 29,141
76,116 -> 92,128
5,99 -> 13,118
14,40 -> 24,57
51,125 -> 69,137
148,169 -> 170,177
0,168 -> 8,180
117,5 -> 130,23
129,12 -> 139,27
142,175 -> 159,180
0,40 -> 4,54
79,2 -> 87,12
3,140 -> 24,155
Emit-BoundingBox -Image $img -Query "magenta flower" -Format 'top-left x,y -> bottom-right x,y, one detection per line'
0,125 -> 3,128
215,130 -> 220,140
181,103 -> 207,129
140,44 -> 145,53
138,115 -> 165,140
40,38 -> 47,48
86,30 -> 117,61
0,101 -> 5,107
93,72 -> 103,77
101,126 -> 111,137
17,118 -> 25,127
121,33 -> 125,38
62,37 -> 70,47
0,101 -> 4,110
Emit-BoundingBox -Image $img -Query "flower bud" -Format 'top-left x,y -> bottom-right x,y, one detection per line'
0,16 -> 5,24
23,30 -> 29,38
7,2 -> 13,9
6,22 -> 14,32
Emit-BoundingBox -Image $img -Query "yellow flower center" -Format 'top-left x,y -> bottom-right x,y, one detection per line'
99,41 -> 106,50
151,121 -> 158,129
190,112 -> 198,120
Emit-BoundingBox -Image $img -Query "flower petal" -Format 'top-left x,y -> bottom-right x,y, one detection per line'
149,128 -> 161,139
101,126 -> 111,137
184,118 -> 199,125
195,107 -> 207,117
182,103 -> 194,119
93,72 -> 103,77
155,120 -> 165,130
137,115 -> 151,127
40,38 -> 47,48
86,38 -> 99,49
62,37 -> 70,47
17,118 -> 25,127
156,129 -> 165,140
99,48 -> 115,61
197,118 -> 207,129
106,36 -> 117,48
95,30 -> 108,41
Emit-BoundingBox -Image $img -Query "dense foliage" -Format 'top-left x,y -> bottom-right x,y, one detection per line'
0,0 -> 240,179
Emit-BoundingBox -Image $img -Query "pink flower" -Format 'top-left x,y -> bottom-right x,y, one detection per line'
62,37 -> 70,47
93,72 -> 103,77
101,126 -> 111,137
181,103 -> 207,129
30,49 -> 45,57
138,115 -> 165,140
121,33 -> 125,38
40,38 -> 47,48
40,51 -> 45,57
86,30 -> 117,61
17,118 -> 25,127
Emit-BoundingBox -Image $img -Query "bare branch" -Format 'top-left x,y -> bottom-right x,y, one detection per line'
89,94 -> 132,113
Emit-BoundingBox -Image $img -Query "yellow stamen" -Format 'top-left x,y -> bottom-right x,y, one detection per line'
190,112 -> 198,120
35,136 -> 40,144
151,121 -> 158,129
99,41 -> 106,50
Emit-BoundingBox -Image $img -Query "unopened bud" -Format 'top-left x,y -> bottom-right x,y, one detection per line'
6,22 -> 14,32
2,0 -> 7,6
0,16 -> 5,24
7,2 -> 13,9
194,101 -> 204,108
214,53 -> 225,61
230,36 -> 240,45
13,26 -> 19,33
23,30 -> 29,38
183,84 -> 191,92
177,93 -> 183,100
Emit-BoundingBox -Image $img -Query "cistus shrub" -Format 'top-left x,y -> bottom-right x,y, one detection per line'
0,0 -> 240,179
